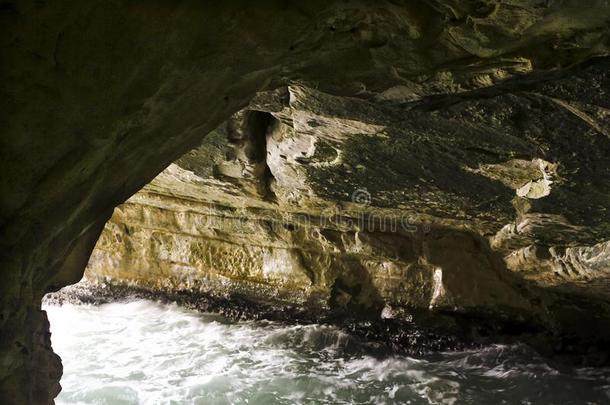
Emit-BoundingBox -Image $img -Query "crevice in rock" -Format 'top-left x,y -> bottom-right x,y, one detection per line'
245,111 -> 278,203
225,110 -> 278,202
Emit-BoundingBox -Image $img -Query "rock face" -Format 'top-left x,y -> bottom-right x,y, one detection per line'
2,1 -> 610,402
87,72 -> 610,358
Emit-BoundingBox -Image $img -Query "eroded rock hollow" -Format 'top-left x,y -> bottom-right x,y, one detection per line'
2,1 -> 610,403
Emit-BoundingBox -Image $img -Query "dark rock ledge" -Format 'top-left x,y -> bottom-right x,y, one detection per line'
44,281 -> 609,367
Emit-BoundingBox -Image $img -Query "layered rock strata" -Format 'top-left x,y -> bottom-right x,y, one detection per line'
3,1 -> 610,402
85,73 -> 610,363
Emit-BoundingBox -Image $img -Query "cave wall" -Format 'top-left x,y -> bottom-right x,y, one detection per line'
2,1 -> 610,402
86,77 -> 610,356
85,166 -> 532,316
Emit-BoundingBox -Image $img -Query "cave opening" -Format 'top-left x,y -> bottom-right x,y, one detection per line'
42,86 -> 610,402
3,1 -> 610,403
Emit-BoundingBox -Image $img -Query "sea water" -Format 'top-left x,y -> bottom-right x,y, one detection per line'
44,300 -> 610,404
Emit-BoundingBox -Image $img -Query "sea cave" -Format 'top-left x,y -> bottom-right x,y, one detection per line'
1,1 -> 610,403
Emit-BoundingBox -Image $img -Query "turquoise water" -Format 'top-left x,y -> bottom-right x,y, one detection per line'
45,300 -> 610,404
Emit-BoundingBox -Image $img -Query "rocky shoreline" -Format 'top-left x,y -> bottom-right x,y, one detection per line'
44,281 -> 473,357
44,282 -> 608,367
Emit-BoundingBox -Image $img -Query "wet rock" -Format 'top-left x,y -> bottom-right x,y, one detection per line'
2,1 -> 610,402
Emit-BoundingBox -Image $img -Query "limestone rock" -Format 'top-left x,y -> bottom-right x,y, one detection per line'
2,1 -> 610,402
86,65 -> 610,355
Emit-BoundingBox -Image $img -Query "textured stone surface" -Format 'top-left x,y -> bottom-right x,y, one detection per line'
2,1 -> 610,402
87,70 -> 610,360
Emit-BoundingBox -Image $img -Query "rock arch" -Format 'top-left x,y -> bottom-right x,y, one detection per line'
2,1 -> 610,402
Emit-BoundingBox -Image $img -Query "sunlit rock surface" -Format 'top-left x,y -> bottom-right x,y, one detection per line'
86,67 -> 610,359
2,1 -> 610,402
